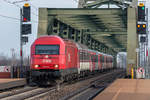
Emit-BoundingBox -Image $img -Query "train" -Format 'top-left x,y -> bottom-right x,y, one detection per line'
30,35 -> 114,85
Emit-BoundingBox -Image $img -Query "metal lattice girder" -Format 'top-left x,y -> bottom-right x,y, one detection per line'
38,8 -> 128,54
92,34 -> 127,52
47,8 -> 127,31
84,0 -> 112,8
79,0 -> 133,8
87,31 -> 127,35
56,16 -> 98,30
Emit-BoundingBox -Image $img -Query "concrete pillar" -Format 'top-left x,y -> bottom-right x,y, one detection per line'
127,7 -> 138,76
38,8 -> 48,37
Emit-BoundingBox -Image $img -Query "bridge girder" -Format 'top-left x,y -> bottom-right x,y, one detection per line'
38,8 -> 127,54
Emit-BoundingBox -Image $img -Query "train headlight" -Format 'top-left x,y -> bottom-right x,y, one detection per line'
54,64 -> 59,68
35,65 -> 39,68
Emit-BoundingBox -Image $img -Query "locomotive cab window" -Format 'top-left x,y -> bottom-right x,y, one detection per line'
35,45 -> 60,55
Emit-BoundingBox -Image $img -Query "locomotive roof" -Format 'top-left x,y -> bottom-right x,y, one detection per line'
40,35 -> 64,39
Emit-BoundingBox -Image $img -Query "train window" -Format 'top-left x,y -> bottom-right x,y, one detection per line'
35,45 -> 59,55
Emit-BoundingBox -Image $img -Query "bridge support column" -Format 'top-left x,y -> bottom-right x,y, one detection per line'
38,8 -> 49,37
127,7 -> 138,76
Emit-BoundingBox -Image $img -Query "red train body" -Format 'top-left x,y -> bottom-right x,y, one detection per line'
30,35 -> 114,84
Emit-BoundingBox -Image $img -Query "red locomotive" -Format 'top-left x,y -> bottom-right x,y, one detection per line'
30,35 -> 114,84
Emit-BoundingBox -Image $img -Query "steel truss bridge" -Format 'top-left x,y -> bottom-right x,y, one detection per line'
38,0 -> 139,75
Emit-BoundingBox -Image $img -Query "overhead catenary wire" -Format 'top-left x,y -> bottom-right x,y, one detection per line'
12,0 -> 30,4
3,0 -> 39,17
3,0 -> 50,21
3,0 -> 22,8
1,0 -> 49,23
0,14 -> 20,21
0,13 -> 47,24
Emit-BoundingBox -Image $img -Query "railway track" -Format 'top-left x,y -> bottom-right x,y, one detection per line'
61,69 -> 125,100
0,69 -> 125,100
0,86 -> 37,99
31,69 -> 125,100
0,86 -> 56,100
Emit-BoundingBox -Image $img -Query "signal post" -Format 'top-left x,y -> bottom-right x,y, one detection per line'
127,2 -> 148,78
137,3 -> 149,78
20,3 -> 31,77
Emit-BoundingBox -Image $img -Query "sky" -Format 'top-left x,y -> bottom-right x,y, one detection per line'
0,0 -> 149,58
0,0 -> 77,57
